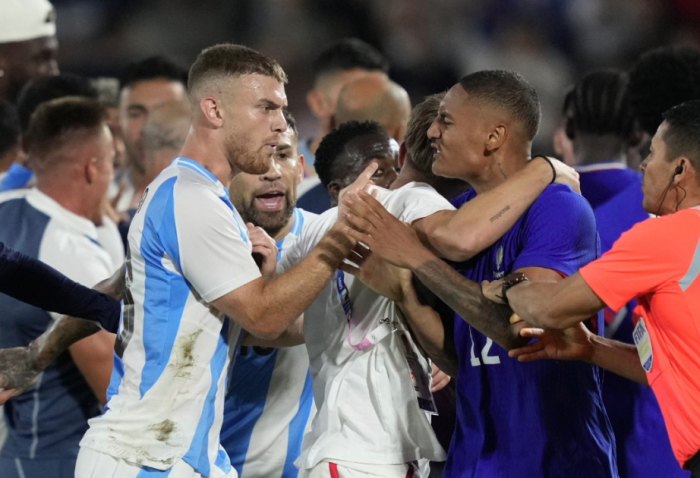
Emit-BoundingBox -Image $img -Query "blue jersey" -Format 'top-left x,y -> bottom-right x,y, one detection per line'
445,184 -> 617,478
0,190 -> 115,461
578,163 -> 688,478
222,208 -> 317,478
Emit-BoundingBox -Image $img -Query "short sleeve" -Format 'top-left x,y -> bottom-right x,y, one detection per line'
513,185 -> 598,276
580,217 -> 676,312
390,184 -> 455,224
169,182 -> 261,303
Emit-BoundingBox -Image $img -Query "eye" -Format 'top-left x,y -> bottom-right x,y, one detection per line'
372,169 -> 385,178
275,153 -> 289,161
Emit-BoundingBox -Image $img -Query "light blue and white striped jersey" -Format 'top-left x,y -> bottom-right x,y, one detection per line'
81,157 -> 261,478
222,208 -> 317,478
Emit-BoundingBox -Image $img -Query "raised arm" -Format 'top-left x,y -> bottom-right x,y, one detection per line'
413,156 -> 579,262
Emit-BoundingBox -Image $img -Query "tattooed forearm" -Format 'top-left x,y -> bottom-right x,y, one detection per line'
489,205 -> 511,223
413,258 -> 528,350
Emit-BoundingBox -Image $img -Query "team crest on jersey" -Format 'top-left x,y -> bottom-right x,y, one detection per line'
632,317 -> 653,372
493,245 -> 505,279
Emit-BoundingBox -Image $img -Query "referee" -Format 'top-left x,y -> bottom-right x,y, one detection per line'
483,99 -> 700,476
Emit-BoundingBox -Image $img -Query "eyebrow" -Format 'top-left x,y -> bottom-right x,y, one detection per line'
259,99 -> 284,109
127,105 -> 148,114
276,144 -> 292,152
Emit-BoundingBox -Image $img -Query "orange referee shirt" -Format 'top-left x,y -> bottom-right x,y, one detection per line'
580,205 -> 700,468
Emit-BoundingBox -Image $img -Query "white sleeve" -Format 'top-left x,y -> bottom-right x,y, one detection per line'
39,223 -> 115,321
278,209 -> 336,272
395,185 -> 455,224
171,182 -> 261,303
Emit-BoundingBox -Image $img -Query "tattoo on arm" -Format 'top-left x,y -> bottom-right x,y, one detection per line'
413,258 -> 525,350
489,205 -> 511,223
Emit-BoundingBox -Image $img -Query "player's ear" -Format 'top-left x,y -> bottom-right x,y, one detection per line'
199,96 -> 224,128
327,179 -> 342,206
398,142 -> 407,170
485,124 -> 507,152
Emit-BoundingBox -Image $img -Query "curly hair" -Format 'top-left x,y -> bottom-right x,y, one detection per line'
314,120 -> 388,187
628,46 -> 700,135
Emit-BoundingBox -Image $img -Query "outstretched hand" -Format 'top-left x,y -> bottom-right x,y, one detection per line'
0,346 -> 40,405
507,319 -> 594,363
341,191 -> 431,270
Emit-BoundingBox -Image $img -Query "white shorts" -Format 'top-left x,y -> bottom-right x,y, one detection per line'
299,460 -> 424,478
75,447 -> 237,478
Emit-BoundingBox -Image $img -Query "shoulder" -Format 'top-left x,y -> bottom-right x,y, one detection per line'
450,188 -> 476,208
378,182 -> 455,220
529,184 -> 595,223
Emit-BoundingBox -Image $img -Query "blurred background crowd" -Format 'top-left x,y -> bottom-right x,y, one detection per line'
49,0 -> 700,153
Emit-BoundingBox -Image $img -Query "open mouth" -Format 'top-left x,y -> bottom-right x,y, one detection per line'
255,191 -> 285,210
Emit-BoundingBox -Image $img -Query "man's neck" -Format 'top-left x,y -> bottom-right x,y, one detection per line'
392,164 -> 470,200
179,129 -> 232,187
677,187 -> 700,212
37,180 -> 98,224
273,214 -> 295,242
574,135 -> 627,166
469,151 -> 530,194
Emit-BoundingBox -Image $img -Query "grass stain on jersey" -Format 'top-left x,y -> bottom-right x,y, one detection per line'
170,328 -> 204,378
149,419 -> 176,443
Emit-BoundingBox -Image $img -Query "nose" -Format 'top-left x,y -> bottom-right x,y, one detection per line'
639,158 -> 648,173
262,159 -> 282,181
272,109 -> 287,133
427,119 -> 440,139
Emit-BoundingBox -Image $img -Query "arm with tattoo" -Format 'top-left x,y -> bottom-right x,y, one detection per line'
0,264 -> 126,404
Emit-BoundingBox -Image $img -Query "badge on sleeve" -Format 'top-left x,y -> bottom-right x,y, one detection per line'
632,317 -> 653,372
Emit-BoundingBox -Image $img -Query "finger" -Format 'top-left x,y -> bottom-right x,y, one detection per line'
344,195 -> 382,225
352,241 -> 371,258
507,341 -> 545,358
357,191 -> 394,221
246,222 -> 256,231
344,226 -> 373,247
519,327 -> 545,338
353,162 -> 379,191
343,211 -> 376,235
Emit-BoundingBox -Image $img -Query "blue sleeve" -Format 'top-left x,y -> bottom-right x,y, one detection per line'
0,241 -> 121,332
450,188 -> 475,209
513,185 -> 600,276
0,163 -> 34,192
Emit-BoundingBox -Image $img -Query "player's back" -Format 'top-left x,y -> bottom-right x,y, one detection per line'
578,164 -> 687,477
80,157 -> 253,477
279,182 -> 451,471
446,184 -> 618,478
0,190 -> 110,462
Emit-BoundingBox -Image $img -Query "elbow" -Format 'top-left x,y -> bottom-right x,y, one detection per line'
430,227 -> 480,262
243,319 -> 285,341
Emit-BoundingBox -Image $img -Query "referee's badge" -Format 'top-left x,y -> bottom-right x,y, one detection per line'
632,317 -> 653,372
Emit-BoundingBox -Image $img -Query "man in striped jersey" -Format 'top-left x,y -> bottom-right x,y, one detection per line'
223,110 -> 317,478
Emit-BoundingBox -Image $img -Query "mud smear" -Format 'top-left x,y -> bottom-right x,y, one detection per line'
148,418 -> 176,443
170,328 -> 203,378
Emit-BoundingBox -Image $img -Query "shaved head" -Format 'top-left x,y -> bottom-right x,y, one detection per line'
334,76 -> 411,142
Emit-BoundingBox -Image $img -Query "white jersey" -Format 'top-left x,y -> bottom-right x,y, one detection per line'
81,157 -> 261,478
279,182 -> 452,470
223,208 -> 318,478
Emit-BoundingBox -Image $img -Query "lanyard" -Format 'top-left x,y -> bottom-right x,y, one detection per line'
336,271 -> 395,351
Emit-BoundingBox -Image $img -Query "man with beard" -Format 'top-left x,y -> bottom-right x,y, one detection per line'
222,111 -> 317,478
0,44 -> 361,478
